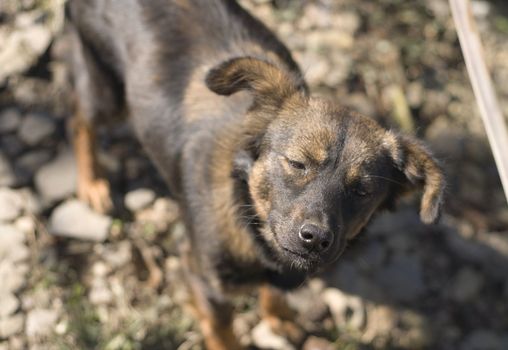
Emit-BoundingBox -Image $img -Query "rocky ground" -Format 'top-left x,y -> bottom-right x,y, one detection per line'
1,0 -> 508,349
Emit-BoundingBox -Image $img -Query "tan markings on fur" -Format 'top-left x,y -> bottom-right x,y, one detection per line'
188,278 -> 243,350
173,0 -> 191,10
71,112 -> 112,213
249,159 -> 271,221
382,130 -> 402,162
207,122 -> 263,273
403,139 -> 445,223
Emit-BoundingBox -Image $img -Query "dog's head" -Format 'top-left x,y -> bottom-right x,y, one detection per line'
206,57 -> 445,272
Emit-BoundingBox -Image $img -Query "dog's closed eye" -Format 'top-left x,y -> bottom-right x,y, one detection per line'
287,159 -> 306,171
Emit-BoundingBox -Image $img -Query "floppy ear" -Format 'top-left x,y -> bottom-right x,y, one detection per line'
385,133 -> 446,224
205,57 -> 306,108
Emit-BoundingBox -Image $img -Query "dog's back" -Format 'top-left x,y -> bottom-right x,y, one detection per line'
67,0 -> 302,195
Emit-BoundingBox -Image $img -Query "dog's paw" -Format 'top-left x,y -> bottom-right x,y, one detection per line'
77,177 -> 113,214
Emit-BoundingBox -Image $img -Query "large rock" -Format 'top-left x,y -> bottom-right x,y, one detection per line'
49,200 -> 111,242
17,112 -> 55,146
35,150 -> 77,205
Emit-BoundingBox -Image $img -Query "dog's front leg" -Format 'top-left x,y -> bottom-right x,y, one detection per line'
186,274 -> 243,350
259,284 -> 306,346
71,111 -> 112,213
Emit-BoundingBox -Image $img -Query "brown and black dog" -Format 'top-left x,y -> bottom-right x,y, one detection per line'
66,0 -> 445,348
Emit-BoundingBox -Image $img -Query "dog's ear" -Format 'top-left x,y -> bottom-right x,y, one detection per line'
384,133 -> 446,224
205,57 -> 306,108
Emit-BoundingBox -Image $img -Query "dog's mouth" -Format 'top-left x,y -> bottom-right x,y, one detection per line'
275,237 -> 323,272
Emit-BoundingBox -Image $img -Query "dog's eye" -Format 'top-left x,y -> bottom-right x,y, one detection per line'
288,159 -> 306,171
353,183 -> 371,197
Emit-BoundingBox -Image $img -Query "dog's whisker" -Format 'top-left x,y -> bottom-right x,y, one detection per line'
361,175 -> 406,187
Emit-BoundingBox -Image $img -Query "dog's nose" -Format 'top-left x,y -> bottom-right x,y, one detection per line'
298,224 -> 333,253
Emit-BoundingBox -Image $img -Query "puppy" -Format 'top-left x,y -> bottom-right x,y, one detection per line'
66,0 -> 445,349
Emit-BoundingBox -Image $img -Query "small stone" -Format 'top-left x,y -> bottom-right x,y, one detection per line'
89,280 -> 113,305
0,188 -> 23,222
0,261 -> 27,293
49,200 -> 111,242
91,262 -> 110,277
102,241 -> 132,269
0,153 -> 15,187
471,0 -> 490,17
17,188 -> 41,215
322,288 -> 366,330
251,320 -> 294,350
394,310 -> 433,348
136,197 -> 180,230
0,225 -> 25,256
25,309 -> 58,338
17,113 -> 55,146
0,108 -> 22,134
14,216 -> 35,235
449,267 -> 484,302
302,336 -> 335,350
7,246 -> 29,264
35,150 -> 77,205
363,304 -> 398,343
124,188 -> 156,212
0,293 -> 19,317
0,314 -> 24,339
333,11 -> 361,34
407,82 -> 424,108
